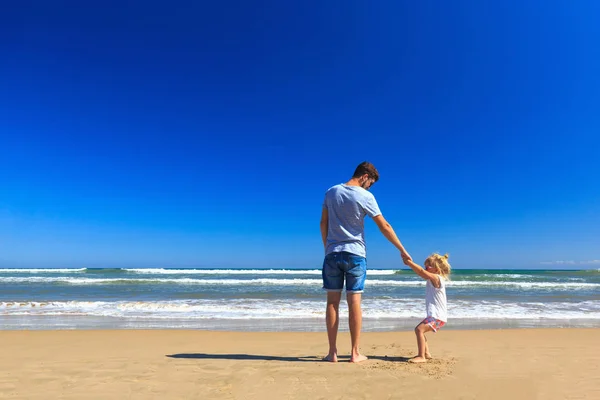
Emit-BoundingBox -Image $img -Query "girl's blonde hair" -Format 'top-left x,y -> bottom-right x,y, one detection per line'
426,253 -> 452,280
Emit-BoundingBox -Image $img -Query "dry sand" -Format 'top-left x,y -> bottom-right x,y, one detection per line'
1,329 -> 598,399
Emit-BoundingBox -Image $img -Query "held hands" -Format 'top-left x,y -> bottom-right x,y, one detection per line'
401,251 -> 412,265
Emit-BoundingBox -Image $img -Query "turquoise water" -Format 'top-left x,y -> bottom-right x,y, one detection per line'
1,268 -> 599,331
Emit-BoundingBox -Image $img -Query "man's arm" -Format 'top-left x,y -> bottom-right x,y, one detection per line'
372,215 -> 411,261
320,207 -> 328,251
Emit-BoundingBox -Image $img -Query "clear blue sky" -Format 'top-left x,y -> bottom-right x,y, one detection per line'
1,1 -> 599,269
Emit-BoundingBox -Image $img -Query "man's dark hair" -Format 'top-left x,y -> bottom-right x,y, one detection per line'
352,161 -> 379,182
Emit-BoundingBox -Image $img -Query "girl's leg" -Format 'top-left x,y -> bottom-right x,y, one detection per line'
424,335 -> 432,359
410,322 -> 434,363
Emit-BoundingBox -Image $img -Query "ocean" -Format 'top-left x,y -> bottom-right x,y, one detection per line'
1,268 -> 599,331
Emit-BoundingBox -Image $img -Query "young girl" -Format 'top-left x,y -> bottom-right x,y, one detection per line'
403,253 -> 451,363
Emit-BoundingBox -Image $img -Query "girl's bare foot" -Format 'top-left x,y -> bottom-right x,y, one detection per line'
409,356 -> 427,363
323,353 -> 338,362
425,352 -> 432,359
350,354 -> 368,363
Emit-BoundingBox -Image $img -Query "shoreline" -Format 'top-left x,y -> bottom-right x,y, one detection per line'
2,328 -> 598,399
2,315 -> 600,331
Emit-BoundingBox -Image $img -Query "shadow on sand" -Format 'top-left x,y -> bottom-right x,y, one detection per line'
166,353 -> 411,363
166,353 -> 323,362
367,355 -> 412,362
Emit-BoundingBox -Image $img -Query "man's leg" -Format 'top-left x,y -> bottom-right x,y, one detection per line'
325,291 -> 342,362
347,292 -> 367,363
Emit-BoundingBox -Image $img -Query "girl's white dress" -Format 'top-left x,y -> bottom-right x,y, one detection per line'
425,275 -> 447,322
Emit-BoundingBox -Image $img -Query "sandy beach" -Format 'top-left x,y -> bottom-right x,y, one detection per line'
1,328 -> 598,399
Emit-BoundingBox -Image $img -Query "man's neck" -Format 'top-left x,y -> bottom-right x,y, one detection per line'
345,178 -> 362,187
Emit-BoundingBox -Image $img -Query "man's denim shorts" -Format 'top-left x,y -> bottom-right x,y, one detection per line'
322,251 -> 367,293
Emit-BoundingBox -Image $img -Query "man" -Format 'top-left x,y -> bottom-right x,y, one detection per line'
320,161 -> 411,363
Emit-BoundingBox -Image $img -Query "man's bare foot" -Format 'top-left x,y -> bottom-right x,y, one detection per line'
350,354 -> 368,363
409,356 -> 427,363
323,354 -> 338,363
425,352 -> 432,359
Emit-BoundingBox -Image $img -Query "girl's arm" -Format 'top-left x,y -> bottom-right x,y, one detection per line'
404,259 -> 440,286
